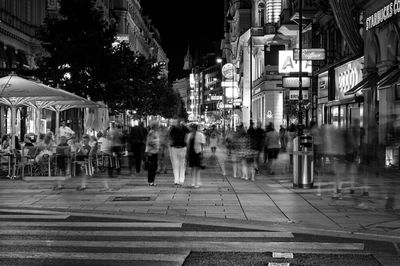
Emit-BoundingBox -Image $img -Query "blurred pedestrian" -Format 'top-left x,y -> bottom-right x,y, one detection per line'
54,136 -> 70,190
310,121 -> 323,175
345,119 -> 361,195
157,125 -> 169,174
231,123 -> 250,179
56,136 -> 70,176
128,121 -> 148,175
285,123 -> 297,168
186,123 -> 206,188
169,118 -> 190,186
322,124 -> 346,199
208,124 -> 220,156
76,134 -> 92,191
100,132 -> 113,173
248,121 -> 264,175
145,121 -> 160,186
110,124 -> 123,175
279,125 -> 287,151
264,123 -> 280,175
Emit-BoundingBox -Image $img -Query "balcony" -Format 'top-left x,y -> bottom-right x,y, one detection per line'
253,70 -> 282,88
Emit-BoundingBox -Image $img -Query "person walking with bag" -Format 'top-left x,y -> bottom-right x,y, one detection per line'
186,124 -> 206,188
145,121 -> 160,186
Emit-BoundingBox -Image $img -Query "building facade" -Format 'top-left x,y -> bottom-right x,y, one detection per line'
356,0 -> 400,166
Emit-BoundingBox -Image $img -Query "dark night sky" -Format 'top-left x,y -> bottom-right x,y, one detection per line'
141,0 -> 225,82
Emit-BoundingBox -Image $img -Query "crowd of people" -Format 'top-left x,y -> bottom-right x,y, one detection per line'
0,118 -> 371,199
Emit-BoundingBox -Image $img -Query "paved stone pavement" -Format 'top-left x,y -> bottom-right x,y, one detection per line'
0,149 -> 400,241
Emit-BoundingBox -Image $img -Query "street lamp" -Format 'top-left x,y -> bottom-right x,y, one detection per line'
298,0 -> 304,135
297,0 -> 303,136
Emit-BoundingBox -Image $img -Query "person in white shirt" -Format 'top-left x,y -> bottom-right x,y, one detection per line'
59,120 -> 75,140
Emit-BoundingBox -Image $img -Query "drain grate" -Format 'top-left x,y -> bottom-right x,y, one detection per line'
111,196 -> 154,202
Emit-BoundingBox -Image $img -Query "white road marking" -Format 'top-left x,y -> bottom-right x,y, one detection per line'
0,222 -> 182,227
0,230 -> 294,238
0,240 -> 364,252
0,251 -> 190,262
272,252 -> 294,258
0,215 -> 69,219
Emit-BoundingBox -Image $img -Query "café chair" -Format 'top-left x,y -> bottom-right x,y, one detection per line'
71,151 -> 91,176
55,146 -> 71,176
14,146 -> 36,177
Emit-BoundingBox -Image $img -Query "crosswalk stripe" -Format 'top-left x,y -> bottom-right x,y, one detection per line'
0,240 -> 364,252
0,251 -> 190,262
0,209 -> 65,215
0,215 -> 69,219
0,222 -> 182,228
0,230 -> 294,238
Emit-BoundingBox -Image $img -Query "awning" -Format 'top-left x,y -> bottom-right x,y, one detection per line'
377,68 -> 400,89
344,67 -> 397,95
344,72 -> 379,96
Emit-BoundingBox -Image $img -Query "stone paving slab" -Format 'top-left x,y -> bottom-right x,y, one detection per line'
1,153 -> 400,241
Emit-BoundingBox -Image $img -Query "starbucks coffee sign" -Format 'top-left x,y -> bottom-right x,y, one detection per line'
366,0 -> 400,30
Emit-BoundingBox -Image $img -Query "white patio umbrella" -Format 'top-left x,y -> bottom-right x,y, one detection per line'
0,74 -> 95,148
44,98 -> 106,142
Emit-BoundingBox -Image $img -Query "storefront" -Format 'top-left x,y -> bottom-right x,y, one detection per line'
357,0 -> 400,166
319,56 -> 365,128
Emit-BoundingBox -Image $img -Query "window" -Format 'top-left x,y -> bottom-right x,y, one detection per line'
266,0 -> 282,24
258,2 -> 265,27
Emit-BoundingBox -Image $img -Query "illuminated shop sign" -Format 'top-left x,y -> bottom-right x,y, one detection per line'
278,50 -> 312,74
189,73 -> 195,89
282,77 -> 311,88
210,95 -> 223,100
366,0 -> 400,30
289,90 -> 309,100
293,48 -> 325,61
334,57 -> 364,100
222,63 -> 235,79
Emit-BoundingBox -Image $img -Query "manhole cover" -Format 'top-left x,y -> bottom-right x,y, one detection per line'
112,196 -> 154,202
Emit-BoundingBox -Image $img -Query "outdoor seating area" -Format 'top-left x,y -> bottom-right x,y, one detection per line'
0,132 -> 120,180
0,74 -> 109,180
